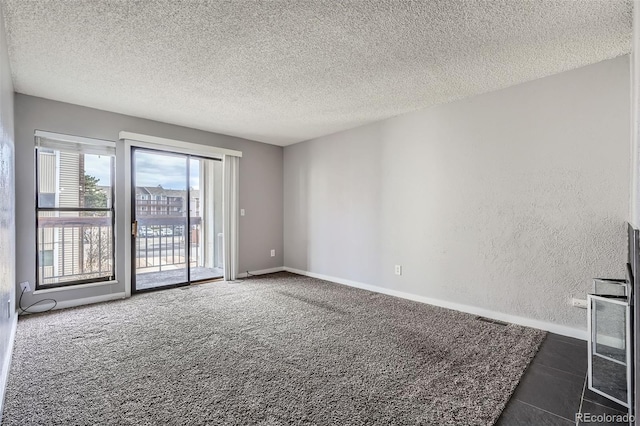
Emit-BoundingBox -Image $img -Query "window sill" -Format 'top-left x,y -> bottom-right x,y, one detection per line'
33,280 -> 120,295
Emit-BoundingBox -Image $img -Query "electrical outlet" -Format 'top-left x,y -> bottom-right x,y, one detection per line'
394,265 -> 402,276
240,209 -> 245,217
270,249 -> 276,257
19,281 -> 31,293
571,298 -> 588,309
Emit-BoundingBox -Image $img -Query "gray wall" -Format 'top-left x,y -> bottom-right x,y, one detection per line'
0,1 -> 15,408
15,94 -> 283,307
284,55 -> 630,333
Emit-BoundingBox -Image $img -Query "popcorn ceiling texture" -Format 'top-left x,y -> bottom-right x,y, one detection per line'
0,0 -> 632,146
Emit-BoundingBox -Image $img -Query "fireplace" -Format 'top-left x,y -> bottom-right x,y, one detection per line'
586,223 -> 638,418
588,278 -> 632,408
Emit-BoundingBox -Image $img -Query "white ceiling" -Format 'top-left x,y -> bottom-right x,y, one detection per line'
0,1 -> 633,146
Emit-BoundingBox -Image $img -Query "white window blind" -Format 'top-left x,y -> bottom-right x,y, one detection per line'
35,131 -> 116,156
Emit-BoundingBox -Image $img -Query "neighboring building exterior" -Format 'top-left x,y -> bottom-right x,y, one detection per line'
133,185 -> 200,217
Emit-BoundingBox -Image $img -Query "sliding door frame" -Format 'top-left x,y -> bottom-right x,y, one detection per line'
130,147 -> 190,293
130,147 -> 224,293
122,133 -> 241,297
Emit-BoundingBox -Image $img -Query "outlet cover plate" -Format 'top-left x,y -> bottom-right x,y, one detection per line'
571,298 -> 588,309
19,281 -> 31,293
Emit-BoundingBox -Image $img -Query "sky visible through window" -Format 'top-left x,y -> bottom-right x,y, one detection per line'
83,155 -> 112,188
84,151 -> 201,190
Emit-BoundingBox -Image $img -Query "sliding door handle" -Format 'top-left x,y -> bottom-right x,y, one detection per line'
132,221 -> 138,236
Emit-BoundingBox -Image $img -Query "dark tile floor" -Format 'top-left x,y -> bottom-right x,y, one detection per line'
496,333 -> 630,425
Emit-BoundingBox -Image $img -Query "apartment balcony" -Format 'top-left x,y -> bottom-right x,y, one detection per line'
37,216 -> 222,289
134,216 -> 223,290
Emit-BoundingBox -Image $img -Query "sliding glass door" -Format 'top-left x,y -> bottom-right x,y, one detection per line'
131,148 -> 222,292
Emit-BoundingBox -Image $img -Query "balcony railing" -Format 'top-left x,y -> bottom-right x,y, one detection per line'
135,215 -> 201,273
37,216 -> 212,285
37,216 -> 113,285
135,217 -> 203,274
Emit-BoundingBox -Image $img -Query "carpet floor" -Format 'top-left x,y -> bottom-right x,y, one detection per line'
2,272 -> 545,425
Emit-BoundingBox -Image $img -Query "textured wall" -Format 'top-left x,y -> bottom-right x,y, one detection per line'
284,56 -> 630,332
0,0 -> 15,408
14,95 -> 283,308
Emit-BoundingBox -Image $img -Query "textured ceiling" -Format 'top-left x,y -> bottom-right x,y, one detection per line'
0,1 -> 633,146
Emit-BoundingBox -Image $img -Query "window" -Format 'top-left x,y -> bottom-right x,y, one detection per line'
35,132 -> 116,289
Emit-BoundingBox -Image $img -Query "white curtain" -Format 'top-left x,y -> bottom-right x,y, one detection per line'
222,155 -> 239,281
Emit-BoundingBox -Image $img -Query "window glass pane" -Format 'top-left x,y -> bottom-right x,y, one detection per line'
593,299 -> 627,362
36,137 -> 115,289
37,151 -> 57,195
37,149 -> 113,209
39,250 -> 53,267
38,193 -> 55,208
37,210 -> 113,286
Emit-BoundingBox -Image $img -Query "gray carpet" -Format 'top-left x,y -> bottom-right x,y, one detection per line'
3,272 -> 545,425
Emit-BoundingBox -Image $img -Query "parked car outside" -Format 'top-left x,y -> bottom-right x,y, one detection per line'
138,226 -> 157,238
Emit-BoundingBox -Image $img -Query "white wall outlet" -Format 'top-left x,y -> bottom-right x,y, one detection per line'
571,298 -> 588,309
240,209 -> 245,216
270,249 -> 276,257
394,265 -> 402,276
19,281 -> 31,293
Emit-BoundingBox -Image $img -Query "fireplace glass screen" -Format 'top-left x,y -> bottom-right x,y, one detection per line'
588,293 -> 631,408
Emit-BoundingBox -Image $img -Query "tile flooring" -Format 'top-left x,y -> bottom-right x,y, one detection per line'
497,333 -> 630,425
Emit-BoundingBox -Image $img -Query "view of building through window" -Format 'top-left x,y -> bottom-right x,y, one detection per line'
36,146 -> 115,288
132,149 -> 223,290
35,140 -> 222,290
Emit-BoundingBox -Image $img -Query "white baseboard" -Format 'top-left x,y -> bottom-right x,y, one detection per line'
283,267 -> 587,341
19,292 -> 126,315
237,267 -> 284,279
0,313 -> 18,419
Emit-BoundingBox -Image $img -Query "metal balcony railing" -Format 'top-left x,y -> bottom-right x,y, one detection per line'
37,216 -> 209,285
37,216 -> 113,285
134,217 -> 203,273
